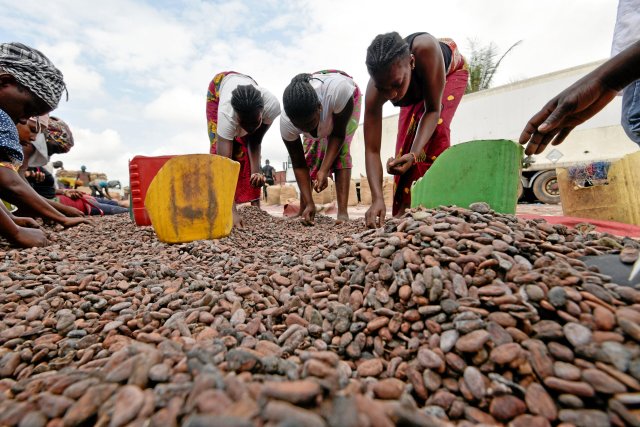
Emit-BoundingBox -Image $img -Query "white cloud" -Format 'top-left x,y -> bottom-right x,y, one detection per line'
39,42 -> 105,99
143,87 -> 204,126
0,0 -> 621,186
54,128 -> 132,185
87,108 -> 109,121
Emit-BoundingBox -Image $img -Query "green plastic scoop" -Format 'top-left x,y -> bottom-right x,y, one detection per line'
410,139 -> 523,214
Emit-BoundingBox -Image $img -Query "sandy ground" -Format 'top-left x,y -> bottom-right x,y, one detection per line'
260,202 -> 564,219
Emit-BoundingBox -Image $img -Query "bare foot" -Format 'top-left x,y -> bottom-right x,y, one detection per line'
336,213 -> 349,224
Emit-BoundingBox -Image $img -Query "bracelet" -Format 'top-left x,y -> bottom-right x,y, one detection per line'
408,152 -> 418,164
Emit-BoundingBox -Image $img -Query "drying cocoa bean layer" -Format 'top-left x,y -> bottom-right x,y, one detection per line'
1,205 -> 640,427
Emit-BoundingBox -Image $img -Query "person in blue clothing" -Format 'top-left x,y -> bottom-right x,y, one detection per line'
90,179 -> 111,199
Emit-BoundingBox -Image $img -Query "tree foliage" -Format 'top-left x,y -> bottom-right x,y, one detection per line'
465,39 -> 522,94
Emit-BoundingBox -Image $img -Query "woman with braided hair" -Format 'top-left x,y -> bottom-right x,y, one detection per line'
363,32 -> 468,227
206,72 -> 280,227
281,71 -> 361,225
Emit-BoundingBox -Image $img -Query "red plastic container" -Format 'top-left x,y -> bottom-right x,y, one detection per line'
129,155 -> 177,226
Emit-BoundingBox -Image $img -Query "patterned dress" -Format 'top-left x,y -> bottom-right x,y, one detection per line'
206,71 -> 261,204
392,36 -> 469,216
302,70 -> 361,179
0,108 -> 23,172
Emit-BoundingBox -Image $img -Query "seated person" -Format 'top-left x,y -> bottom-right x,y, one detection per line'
17,117 -> 85,218
18,119 -> 127,216
0,43 -> 91,247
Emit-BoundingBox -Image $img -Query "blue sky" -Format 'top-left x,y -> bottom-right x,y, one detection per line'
0,0 -> 619,184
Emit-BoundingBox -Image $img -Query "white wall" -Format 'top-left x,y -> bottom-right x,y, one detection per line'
350,60 -> 639,177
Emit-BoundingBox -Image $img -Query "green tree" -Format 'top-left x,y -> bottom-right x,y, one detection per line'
465,39 -> 522,94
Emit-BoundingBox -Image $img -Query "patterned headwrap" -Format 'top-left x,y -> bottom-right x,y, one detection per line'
0,42 -> 67,110
46,116 -> 74,153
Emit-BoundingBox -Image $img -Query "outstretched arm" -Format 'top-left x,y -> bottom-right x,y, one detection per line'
283,137 -> 315,225
245,123 -> 270,188
0,168 -> 91,228
363,80 -> 386,228
215,136 -> 243,228
520,40 -> 640,155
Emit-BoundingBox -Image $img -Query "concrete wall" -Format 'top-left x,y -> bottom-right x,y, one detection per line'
350,60 -> 639,177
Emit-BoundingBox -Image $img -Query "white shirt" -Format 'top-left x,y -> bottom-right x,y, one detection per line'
280,72 -> 356,141
611,0 -> 640,56
216,74 -> 281,140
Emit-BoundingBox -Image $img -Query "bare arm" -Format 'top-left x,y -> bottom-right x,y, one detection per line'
363,80 -> 387,228
0,168 -> 90,227
283,137 -> 313,205
520,40 -> 640,155
245,122 -> 271,187
215,136 -> 242,227
47,198 -> 85,217
283,137 -> 315,225
364,81 -> 385,202
0,203 -> 48,247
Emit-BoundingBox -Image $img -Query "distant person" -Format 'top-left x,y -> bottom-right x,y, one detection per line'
261,159 -> 275,199
17,117 -> 84,218
280,70 -> 362,225
75,165 -> 91,188
90,179 -> 111,199
520,40 -> 640,155
363,32 -> 469,227
206,71 -> 281,227
612,0 -> 640,144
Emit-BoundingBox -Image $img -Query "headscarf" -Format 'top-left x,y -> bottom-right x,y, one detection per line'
28,118 -> 49,167
46,116 -> 74,153
0,42 -> 67,110
36,114 -> 49,130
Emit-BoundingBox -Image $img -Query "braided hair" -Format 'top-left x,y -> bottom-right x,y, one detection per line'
365,32 -> 410,75
231,84 -> 264,114
282,73 -> 320,120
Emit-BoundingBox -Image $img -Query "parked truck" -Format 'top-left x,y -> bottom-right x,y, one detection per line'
349,60 -> 639,204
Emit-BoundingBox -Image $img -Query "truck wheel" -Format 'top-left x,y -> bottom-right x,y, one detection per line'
532,170 -> 560,204
517,179 -> 524,201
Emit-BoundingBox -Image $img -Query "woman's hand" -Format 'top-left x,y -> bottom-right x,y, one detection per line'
301,201 -> 316,226
365,198 -> 386,228
10,227 -> 49,248
250,173 -> 265,188
11,216 -> 40,229
519,77 -> 617,155
313,169 -> 329,193
386,154 -> 415,175
25,170 -> 45,183
232,204 -> 243,228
